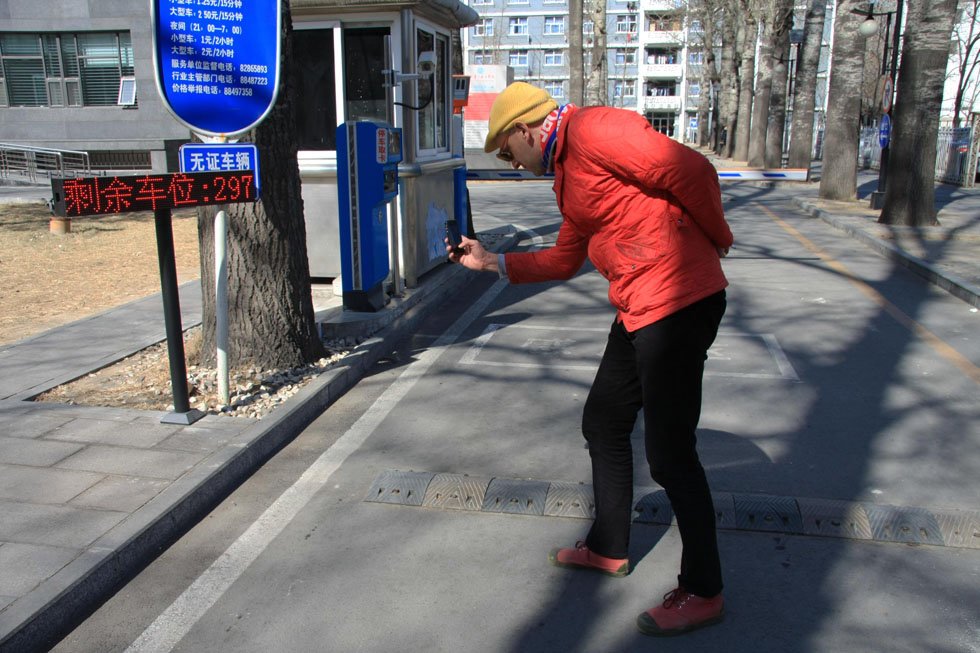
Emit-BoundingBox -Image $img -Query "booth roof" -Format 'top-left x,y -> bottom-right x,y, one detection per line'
292,0 -> 479,28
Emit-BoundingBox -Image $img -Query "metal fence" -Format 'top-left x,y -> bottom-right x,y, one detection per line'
0,143 -> 91,183
858,124 -> 978,188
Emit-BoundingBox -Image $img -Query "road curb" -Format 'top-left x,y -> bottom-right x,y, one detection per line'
0,231 -> 521,653
793,197 -> 980,308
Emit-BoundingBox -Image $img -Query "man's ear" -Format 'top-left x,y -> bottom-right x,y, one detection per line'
513,121 -> 531,144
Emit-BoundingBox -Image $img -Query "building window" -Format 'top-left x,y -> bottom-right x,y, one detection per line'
614,48 -> 636,65
544,50 -> 563,66
509,50 -> 529,67
471,0 -> 493,5
615,15 -> 637,34
688,82 -> 701,97
689,50 -> 704,65
543,0 -> 565,5
509,18 -> 529,36
647,49 -> 678,64
543,17 -> 565,35
689,20 -> 703,33
545,80 -> 564,98
0,31 -> 134,108
473,19 -> 494,37
509,0 -> 529,5
614,79 -> 636,98
583,20 -> 594,35
473,50 -> 494,64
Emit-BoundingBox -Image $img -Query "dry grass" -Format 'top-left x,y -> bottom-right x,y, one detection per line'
0,201 -> 200,345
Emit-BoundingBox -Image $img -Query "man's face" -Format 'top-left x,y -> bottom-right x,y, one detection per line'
495,123 -> 545,176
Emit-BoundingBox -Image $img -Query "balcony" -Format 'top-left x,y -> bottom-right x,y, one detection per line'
642,30 -> 685,45
643,95 -> 681,111
640,63 -> 683,78
641,0 -> 684,11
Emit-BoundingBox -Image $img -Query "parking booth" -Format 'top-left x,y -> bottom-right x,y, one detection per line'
291,0 -> 478,303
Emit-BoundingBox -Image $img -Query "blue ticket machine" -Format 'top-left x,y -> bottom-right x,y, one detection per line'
336,121 -> 403,312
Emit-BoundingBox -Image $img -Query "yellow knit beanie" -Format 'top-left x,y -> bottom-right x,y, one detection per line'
483,82 -> 558,153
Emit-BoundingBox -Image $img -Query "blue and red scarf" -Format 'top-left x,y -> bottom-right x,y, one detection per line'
539,103 -> 577,173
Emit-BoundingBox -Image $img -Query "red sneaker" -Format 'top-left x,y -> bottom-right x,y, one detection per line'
636,588 -> 724,636
548,541 -> 629,577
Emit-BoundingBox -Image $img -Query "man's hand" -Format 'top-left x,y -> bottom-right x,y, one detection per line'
447,235 -> 499,274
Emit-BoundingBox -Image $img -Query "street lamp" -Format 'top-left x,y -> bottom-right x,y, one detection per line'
854,0 -> 904,210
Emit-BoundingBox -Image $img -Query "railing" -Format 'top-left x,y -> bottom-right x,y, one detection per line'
0,143 -> 91,183
643,95 -> 681,111
858,125 -> 976,187
640,63 -> 683,78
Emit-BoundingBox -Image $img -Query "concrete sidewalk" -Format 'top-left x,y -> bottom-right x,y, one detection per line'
1,171 -> 978,651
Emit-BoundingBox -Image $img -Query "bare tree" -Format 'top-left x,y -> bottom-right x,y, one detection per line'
733,1 -> 757,161
197,0 -> 324,369
569,0 -> 585,105
950,0 -> 980,127
586,0 -> 608,105
692,0 -> 722,147
819,0 -> 869,200
880,0 -> 960,225
717,5 -> 740,157
765,1 -> 794,167
748,0 -> 793,167
787,0 -> 828,169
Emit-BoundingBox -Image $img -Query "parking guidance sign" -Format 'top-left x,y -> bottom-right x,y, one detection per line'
152,0 -> 281,137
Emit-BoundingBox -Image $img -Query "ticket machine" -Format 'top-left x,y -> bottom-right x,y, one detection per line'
336,120 -> 403,312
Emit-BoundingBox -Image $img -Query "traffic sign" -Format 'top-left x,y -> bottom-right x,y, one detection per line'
151,0 -> 281,137
878,113 -> 891,149
881,75 -> 894,113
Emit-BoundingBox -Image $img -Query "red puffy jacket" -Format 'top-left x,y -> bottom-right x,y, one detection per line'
504,106 -> 733,331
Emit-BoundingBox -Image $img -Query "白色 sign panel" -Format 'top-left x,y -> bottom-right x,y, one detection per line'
151,0 -> 282,137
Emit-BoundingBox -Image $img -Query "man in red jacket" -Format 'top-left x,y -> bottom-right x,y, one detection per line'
451,82 -> 733,636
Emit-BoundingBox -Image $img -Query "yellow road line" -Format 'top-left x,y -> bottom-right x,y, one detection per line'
757,203 -> 980,386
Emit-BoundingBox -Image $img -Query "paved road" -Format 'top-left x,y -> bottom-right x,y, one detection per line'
49,182 -> 980,652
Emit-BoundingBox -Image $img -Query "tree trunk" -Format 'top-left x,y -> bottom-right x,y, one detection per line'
733,6 -> 756,162
748,5 -> 775,168
880,0 -> 959,226
197,0 -> 325,370
696,1 -> 718,147
569,0 -> 585,105
787,0 -> 827,169
764,1 -> 793,168
718,7 -> 739,158
819,0 -> 867,201
586,0 -> 608,105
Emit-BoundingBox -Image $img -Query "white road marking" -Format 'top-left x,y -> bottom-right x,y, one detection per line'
125,277 -> 515,652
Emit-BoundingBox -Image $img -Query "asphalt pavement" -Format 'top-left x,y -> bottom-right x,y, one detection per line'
1,168 -> 978,652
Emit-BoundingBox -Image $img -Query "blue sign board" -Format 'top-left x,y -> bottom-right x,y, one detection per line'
878,113 -> 891,149
152,0 -> 281,137
178,143 -> 261,196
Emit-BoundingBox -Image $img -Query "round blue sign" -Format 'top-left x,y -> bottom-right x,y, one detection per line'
152,0 -> 281,137
878,113 -> 891,149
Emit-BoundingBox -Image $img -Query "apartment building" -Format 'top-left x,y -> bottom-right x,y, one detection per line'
462,0 -> 701,142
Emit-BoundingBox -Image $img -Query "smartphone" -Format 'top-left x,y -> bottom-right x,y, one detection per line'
445,219 -> 465,257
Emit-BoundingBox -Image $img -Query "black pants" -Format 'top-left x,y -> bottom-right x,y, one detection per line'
582,290 -> 726,597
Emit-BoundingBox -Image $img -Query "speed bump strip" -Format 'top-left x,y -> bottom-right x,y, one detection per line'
633,488 -> 673,525
734,494 -> 804,534
363,470 -> 980,549
798,498 -> 873,540
422,473 -> 491,511
364,469 -> 434,506
482,478 -> 550,515
544,481 -> 595,519
865,504 -> 945,546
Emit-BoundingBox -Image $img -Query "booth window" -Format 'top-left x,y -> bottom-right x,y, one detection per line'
416,26 -> 449,153
0,31 -> 133,107
293,27 -> 338,150
343,27 -> 389,124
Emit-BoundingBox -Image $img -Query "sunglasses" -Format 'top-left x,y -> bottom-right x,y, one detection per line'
495,128 -> 517,162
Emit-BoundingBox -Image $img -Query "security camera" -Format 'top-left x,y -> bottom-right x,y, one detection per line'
417,51 -> 436,76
